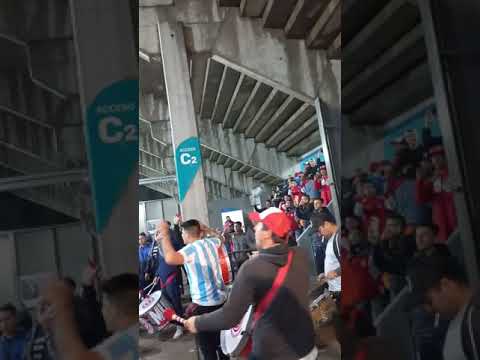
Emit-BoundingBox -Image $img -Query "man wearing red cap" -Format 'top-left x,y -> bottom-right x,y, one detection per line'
416,144 -> 457,242
184,207 -> 317,360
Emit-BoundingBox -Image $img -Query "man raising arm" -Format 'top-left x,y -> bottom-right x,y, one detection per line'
157,219 -> 228,360
43,273 -> 138,360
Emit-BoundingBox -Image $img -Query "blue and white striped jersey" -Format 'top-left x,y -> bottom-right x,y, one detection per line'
179,237 -> 226,306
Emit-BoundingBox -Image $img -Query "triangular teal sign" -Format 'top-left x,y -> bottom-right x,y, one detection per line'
86,80 -> 139,232
175,137 -> 202,202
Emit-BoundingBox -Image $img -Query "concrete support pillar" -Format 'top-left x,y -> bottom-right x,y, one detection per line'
316,59 -> 341,222
70,0 -> 138,277
418,0 -> 479,282
158,21 -> 209,225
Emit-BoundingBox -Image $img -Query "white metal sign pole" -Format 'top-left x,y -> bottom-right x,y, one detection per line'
70,0 -> 138,277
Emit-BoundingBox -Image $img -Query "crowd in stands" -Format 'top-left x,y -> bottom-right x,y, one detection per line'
336,120 -> 476,360
258,158 -> 333,243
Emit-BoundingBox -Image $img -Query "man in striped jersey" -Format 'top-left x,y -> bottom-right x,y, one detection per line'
157,219 -> 229,360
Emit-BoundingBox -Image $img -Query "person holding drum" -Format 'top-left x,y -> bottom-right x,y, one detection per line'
157,219 -> 229,360
183,207 -> 318,360
150,224 -> 185,340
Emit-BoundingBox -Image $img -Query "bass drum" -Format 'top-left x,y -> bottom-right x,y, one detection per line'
217,244 -> 233,286
139,290 -> 173,332
220,304 -> 254,357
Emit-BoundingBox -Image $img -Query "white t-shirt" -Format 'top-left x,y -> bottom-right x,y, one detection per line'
324,233 -> 341,292
443,305 -> 469,360
179,237 -> 226,306
93,325 -> 138,360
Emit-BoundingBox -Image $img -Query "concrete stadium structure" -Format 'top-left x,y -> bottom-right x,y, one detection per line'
139,0 -> 341,224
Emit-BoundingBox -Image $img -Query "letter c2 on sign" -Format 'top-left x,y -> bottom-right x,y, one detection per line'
98,116 -> 138,144
180,153 -> 198,165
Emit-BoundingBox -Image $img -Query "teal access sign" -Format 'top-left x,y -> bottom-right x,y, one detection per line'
85,79 -> 139,232
175,137 -> 202,202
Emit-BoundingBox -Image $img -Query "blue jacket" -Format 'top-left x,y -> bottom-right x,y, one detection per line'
0,333 -> 28,360
303,180 -> 320,199
395,179 -> 431,225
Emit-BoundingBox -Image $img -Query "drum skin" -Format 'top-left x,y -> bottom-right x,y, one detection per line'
220,305 -> 254,356
139,290 -> 173,332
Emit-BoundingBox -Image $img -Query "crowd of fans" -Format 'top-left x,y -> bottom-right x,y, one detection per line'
258,158 -> 333,243
337,122 -> 468,359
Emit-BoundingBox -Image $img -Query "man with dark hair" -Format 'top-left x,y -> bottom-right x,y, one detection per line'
231,222 -> 251,271
43,273 -> 138,360
407,224 -> 451,360
313,198 -> 324,215
138,232 -> 152,290
315,211 -> 341,298
372,214 -> 416,296
310,212 -> 330,275
296,194 -> 314,221
407,255 -> 479,360
148,220 -> 184,340
184,207 -> 317,360
0,303 -> 29,360
414,223 -> 449,256
157,219 -> 228,360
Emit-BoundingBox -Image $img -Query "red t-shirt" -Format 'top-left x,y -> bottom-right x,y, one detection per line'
340,248 -> 379,311
361,196 -> 385,233
289,185 -> 302,197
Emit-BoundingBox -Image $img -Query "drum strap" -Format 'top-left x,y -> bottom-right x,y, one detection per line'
241,250 -> 294,357
158,272 -> 177,289
218,245 -> 232,285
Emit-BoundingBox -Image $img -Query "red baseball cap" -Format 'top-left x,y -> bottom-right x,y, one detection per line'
248,207 -> 293,238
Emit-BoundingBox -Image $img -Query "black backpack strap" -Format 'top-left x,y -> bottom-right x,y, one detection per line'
332,233 -> 341,262
462,302 -> 479,360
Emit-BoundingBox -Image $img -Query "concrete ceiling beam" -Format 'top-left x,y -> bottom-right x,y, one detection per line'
287,130 -> 320,157
210,66 -> 228,123
343,24 -> 424,108
255,95 -> 295,141
266,103 -> 312,147
343,0 -> 407,59
263,0 -> 298,29
327,32 -> 341,59
232,81 -> 261,133
240,0 -> 268,17
306,0 -> 341,48
349,61 -> 432,124
199,58 -> 211,119
277,115 -> 317,152
245,89 -> 278,137
222,73 -> 245,128
218,0 -> 241,6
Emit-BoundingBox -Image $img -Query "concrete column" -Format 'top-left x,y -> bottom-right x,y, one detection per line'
70,0 -> 138,277
158,21 -> 209,225
315,98 -> 340,223
418,0 -> 479,282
